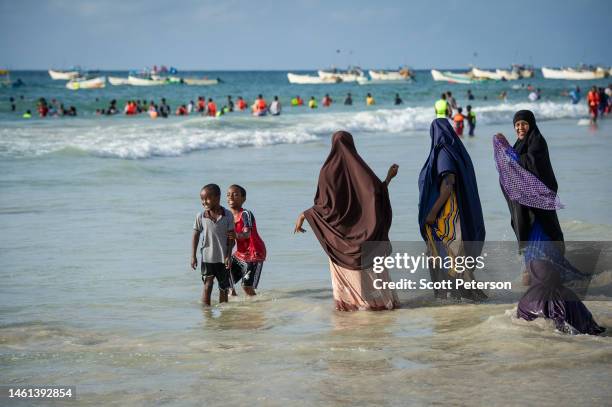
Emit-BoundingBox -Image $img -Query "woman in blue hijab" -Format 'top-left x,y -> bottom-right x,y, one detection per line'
418,118 -> 486,300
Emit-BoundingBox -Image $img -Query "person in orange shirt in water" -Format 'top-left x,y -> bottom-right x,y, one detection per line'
453,107 -> 465,137
252,94 -> 268,115
236,96 -> 247,111
207,98 -> 217,117
587,86 -> 600,125
197,96 -> 206,113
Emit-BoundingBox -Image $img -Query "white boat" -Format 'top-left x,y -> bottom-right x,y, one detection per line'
108,76 -> 130,86
183,78 -> 219,86
287,73 -> 340,84
495,69 -> 520,80
49,69 -> 80,80
541,67 -> 606,80
470,67 -> 503,80
318,68 -> 364,82
368,69 -> 412,81
65,76 -> 106,90
357,77 -> 412,85
430,70 -> 474,84
127,76 -> 167,86
151,74 -> 182,83
513,65 -> 534,78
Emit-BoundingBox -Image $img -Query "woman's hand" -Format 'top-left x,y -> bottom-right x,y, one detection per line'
425,211 -> 437,225
385,163 -> 399,184
294,212 -> 307,233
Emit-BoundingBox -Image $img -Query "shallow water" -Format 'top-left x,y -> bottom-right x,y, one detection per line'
1,71 -> 612,405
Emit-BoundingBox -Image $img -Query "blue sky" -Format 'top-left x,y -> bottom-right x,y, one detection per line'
1,0 -> 610,70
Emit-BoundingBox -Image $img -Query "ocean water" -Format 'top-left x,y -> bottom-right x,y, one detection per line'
1,71 -> 612,405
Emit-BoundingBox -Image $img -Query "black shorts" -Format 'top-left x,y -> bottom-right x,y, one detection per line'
230,257 -> 263,288
201,262 -> 231,291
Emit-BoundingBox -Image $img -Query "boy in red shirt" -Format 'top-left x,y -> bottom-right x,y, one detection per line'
453,107 -> 465,137
226,185 -> 267,296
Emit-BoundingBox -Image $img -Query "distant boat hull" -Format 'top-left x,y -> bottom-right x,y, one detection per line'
127,76 -> 167,86
183,78 -> 219,86
495,69 -> 520,80
368,70 -> 412,81
287,73 -> 339,84
108,77 -> 130,86
66,76 -> 106,90
541,67 -> 605,80
49,70 -> 80,80
317,70 -> 363,82
431,70 -> 474,84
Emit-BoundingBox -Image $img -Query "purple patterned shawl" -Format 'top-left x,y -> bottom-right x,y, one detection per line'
493,134 -> 563,210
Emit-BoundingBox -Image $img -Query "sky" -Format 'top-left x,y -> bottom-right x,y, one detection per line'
1,0 -> 611,70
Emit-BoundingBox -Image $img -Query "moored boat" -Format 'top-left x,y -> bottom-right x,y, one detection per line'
471,67 -> 502,80
127,76 -> 167,86
430,69 -> 475,84
183,78 -> 219,86
495,69 -> 520,80
318,67 -> 364,82
49,69 -> 81,80
541,67 -> 605,80
108,77 -> 130,86
368,68 -> 413,81
65,76 -> 106,90
287,73 -> 340,84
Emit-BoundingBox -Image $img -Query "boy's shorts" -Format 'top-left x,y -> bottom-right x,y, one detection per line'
230,257 -> 263,288
201,262 -> 231,291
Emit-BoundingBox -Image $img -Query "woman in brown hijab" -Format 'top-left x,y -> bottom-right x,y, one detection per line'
294,131 -> 400,311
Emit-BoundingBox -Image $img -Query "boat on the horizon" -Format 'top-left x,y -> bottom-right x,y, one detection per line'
512,64 -> 534,78
368,68 -> 413,81
49,69 -> 81,80
127,75 -> 167,86
541,66 -> 606,80
150,74 -> 182,83
430,69 -> 475,84
65,76 -> 106,90
494,69 -> 520,80
317,67 -> 365,82
287,73 -> 341,84
183,78 -> 219,86
108,76 -> 130,86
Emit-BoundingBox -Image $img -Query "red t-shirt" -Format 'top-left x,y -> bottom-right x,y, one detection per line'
207,102 -> 217,116
587,91 -> 600,107
233,209 -> 266,262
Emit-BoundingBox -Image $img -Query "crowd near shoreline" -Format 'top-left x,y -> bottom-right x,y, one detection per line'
4,83 -> 612,127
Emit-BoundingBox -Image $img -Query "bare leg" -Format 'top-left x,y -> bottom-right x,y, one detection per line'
203,276 -> 214,306
219,289 -> 228,303
243,286 -> 257,296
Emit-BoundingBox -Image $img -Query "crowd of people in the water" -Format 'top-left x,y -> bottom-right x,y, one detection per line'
6,83 -> 612,122
14,97 -> 78,119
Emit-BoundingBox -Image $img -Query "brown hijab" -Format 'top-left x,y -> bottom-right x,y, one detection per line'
304,131 -> 393,270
